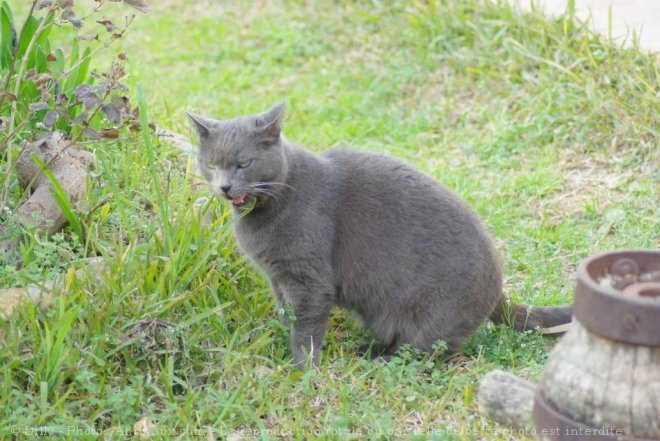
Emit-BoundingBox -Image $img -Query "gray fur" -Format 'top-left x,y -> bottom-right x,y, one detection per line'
189,103 -> 569,366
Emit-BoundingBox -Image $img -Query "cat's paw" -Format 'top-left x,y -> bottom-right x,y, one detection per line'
356,342 -> 389,360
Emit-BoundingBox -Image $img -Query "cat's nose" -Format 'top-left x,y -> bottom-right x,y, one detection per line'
220,185 -> 232,195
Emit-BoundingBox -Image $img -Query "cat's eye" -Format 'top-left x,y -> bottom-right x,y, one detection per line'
237,159 -> 252,169
205,162 -> 217,169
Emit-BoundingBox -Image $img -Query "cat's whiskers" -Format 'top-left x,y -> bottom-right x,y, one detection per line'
248,187 -> 278,199
252,181 -> 296,192
245,181 -> 298,203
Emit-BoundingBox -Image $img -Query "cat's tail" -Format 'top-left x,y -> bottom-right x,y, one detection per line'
489,298 -> 573,335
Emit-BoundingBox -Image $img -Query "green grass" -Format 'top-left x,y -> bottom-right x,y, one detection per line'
1,0 -> 658,439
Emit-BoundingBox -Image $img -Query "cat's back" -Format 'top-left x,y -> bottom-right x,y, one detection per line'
322,147 -> 495,260
322,148 -> 473,224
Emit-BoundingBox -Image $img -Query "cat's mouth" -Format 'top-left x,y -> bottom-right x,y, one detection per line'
230,193 -> 249,207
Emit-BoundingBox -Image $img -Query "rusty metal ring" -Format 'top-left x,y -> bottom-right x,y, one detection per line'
574,250 -> 660,346
533,392 -> 658,441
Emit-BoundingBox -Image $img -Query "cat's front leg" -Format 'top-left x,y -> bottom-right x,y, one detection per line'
268,280 -> 289,325
290,312 -> 330,367
270,281 -> 297,328
279,283 -> 333,367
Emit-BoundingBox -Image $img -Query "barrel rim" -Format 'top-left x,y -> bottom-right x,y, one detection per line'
574,249 -> 660,346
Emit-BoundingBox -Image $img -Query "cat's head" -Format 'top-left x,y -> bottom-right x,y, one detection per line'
187,102 -> 288,209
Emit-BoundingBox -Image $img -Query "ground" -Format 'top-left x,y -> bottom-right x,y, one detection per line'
510,0 -> 660,51
0,1 -> 658,440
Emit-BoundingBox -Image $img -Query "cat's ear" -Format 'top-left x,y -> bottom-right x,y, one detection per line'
186,112 -> 214,138
256,101 -> 285,143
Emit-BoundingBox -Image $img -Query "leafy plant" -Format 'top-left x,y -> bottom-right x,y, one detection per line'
0,0 -> 150,211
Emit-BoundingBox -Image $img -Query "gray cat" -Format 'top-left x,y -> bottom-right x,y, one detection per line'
188,102 -> 572,366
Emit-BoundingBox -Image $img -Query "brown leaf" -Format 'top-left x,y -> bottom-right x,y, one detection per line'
56,108 -> 71,122
47,52 -> 57,62
111,95 -> 130,114
102,63 -> 125,82
43,111 -> 59,129
113,64 -> 126,78
111,95 -> 124,110
102,104 -> 121,124
83,127 -> 101,140
74,84 -> 93,98
1,91 -> 17,101
55,93 -> 69,105
33,73 -> 53,87
40,90 -> 52,103
83,94 -> 102,109
61,6 -> 83,29
77,34 -> 98,41
93,81 -> 113,96
60,7 -> 74,20
72,112 -> 88,125
124,0 -> 150,13
29,102 -> 50,111
117,52 -> 127,60
36,0 -> 53,10
96,19 -> 117,32
100,128 -> 120,139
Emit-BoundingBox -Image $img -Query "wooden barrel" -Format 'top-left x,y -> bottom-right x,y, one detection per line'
534,250 -> 660,440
